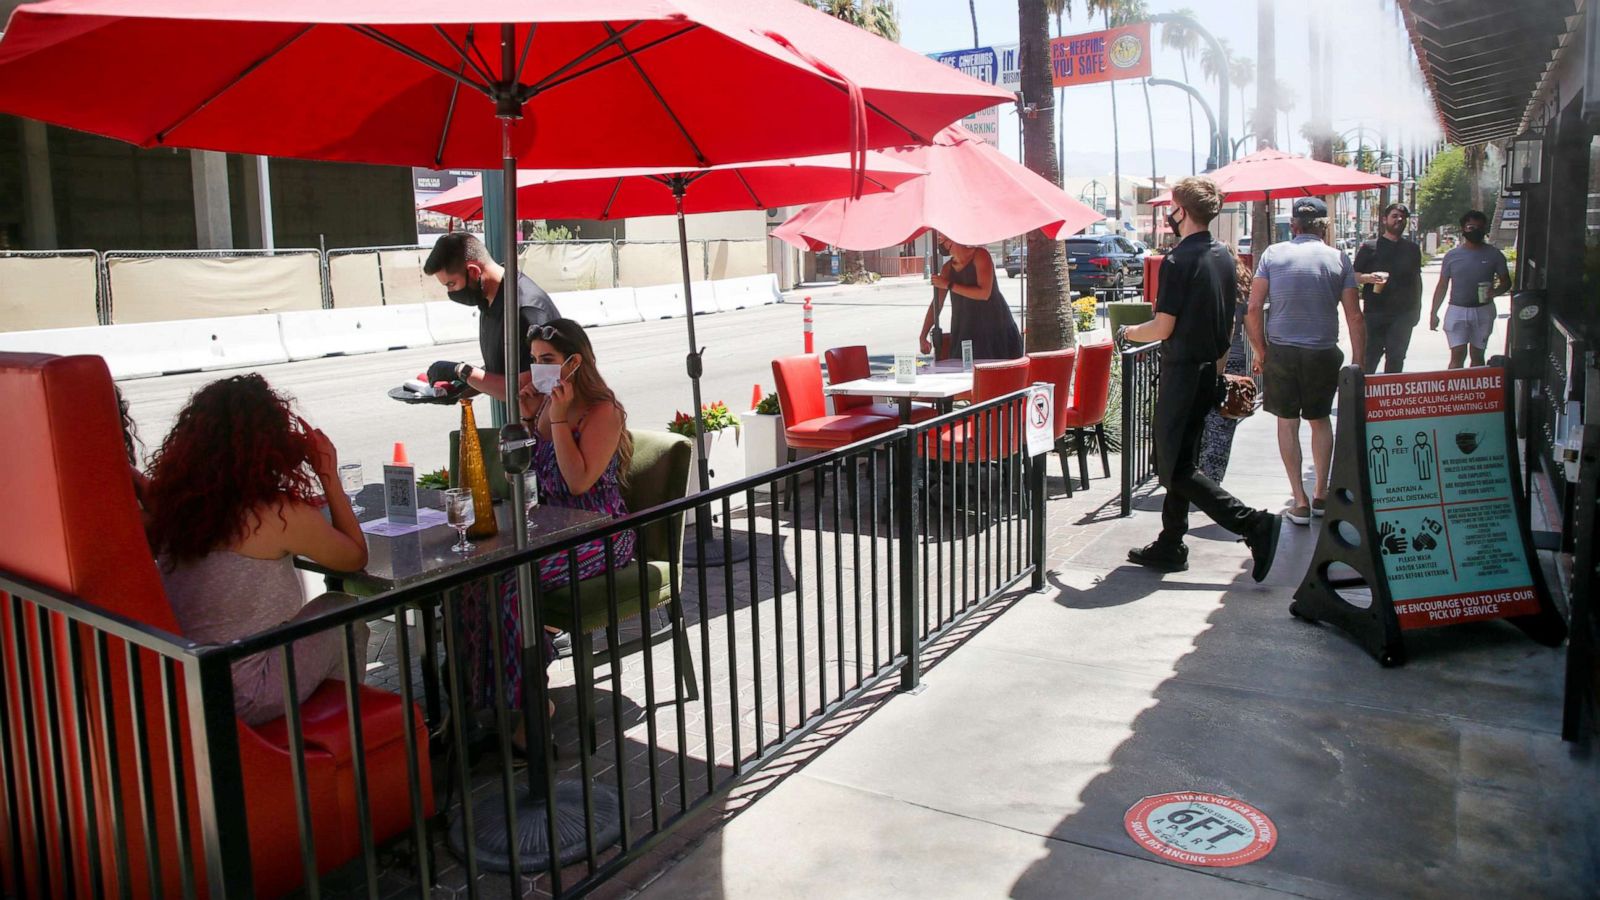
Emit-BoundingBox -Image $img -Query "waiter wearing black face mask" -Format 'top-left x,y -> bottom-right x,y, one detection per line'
421,232 -> 562,398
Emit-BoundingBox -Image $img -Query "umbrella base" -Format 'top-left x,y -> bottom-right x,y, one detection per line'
683,534 -> 752,567
451,779 -> 621,874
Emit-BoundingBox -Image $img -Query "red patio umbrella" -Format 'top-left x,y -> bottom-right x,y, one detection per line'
771,125 -> 1103,251
0,0 -> 1008,882
417,153 -> 926,221
1147,147 -> 1396,206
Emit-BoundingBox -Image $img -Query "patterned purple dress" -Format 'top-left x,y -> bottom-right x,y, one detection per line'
459,421 -> 635,710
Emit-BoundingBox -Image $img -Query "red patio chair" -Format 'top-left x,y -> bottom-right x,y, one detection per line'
823,345 -> 938,423
921,358 -> 1033,464
1060,340 -> 1115,490
0,352 -> 430,899
1026,348 -> 1078,497
773,354 -> 899,510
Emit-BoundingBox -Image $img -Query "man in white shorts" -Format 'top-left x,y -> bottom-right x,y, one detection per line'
1429,210 -> 1511,368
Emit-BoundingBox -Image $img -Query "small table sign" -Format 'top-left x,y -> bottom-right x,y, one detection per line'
894,353 -> 917,384
961,340 -> 974,373
383,463 -> 419,525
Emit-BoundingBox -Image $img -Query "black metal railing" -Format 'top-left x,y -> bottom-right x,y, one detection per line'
1120,341 -> 1161,517
0,389 -> 1046,899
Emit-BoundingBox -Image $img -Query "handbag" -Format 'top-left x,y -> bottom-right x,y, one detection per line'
1217,373 -> 1259,420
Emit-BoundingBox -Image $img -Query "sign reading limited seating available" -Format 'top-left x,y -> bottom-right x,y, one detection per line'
1124,792 -> 1277,867
1363,369 -> 1541,629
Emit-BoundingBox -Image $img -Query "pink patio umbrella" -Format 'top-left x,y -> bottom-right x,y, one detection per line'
771,125 -> 1103,251
1148,147 -> 1396,206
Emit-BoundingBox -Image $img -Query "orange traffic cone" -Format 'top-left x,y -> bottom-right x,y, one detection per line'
393,441 -> 410,464
751,383 -> 762,410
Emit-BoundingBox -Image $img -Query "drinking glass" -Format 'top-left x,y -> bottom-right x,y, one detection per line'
444,488 -> 475,553
520,469 -> 540,534
338,462 -> 364,515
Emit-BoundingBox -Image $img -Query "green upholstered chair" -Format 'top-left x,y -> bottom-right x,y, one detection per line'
448,427 -> 510,501
537,430 -> 697,752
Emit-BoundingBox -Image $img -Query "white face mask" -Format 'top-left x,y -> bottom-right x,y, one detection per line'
529,358 -> 573,393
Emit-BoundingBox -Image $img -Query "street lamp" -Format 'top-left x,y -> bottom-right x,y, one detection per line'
1079,180 -> 1109,215
1146,12 -> 1231,165
1146,77 -> 1220,171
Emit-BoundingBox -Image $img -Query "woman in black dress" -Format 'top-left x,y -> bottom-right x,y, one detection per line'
918,237 -> 1024,360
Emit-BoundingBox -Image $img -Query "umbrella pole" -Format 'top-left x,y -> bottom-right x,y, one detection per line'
672,176 -> 750,567
454,29 -> 620,875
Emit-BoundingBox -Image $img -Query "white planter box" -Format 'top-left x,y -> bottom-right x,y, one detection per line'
685,425 -> 743,525
742,411 -> 788,494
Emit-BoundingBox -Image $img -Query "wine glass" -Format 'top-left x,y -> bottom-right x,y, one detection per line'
338,462 -> 364,515
444,488 -> 475,553
520,469 -> 540,534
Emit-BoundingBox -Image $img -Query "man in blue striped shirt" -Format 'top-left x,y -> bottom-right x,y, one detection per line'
1246,198 -> 1365,526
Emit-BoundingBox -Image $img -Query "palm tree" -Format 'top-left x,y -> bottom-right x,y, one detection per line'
1019,0 -> 1071,349
1160,8 -> 1202,175
812,1 -> 899,41
1275,79 -> 1295,154
1229,54 -> 1255,148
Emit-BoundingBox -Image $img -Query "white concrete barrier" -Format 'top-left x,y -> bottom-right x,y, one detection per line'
279,305 -> 433,361
550,290 -> 607,328
633,283 -> 686,320
424,301 -> 479,345
711,274 -> 783,312
0,315 -> 289,379
592,287 -> 643,326
689,281 -> 717,315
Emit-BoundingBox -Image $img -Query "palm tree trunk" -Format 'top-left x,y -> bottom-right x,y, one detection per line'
1181,54 -> 1196,174
1056,12 -> 1065,185
1020,0 -> 1070,350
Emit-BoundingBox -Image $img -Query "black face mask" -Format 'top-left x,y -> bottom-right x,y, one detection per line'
1165,211 -> 1183,237
447,271 -> 486,307
1462,226 -> 1486,243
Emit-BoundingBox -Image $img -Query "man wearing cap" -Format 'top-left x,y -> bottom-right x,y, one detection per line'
1352,203 -> 1424,373
420,232 -> 562,398
1429,209 -> 1511,369
1247,197 -> 1365,526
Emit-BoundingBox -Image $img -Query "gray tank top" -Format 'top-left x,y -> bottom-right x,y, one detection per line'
162,551 -> 305,721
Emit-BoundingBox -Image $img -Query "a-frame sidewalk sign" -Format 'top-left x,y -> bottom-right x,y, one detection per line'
1293,363 -> 1566,666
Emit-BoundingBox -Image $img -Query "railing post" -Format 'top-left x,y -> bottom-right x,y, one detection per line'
894,427 -> 921,693
183,650 -> 254,898
1121,346 -> 1136,518
1030,431 -> 1047,592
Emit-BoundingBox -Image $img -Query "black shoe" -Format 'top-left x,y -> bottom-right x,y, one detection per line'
1128,541 -> 1189,572
1246,513 -> 1282,583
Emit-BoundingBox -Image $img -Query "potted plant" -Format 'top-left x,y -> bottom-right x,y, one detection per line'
743,391 -> 787,494
668,400 -> 743,493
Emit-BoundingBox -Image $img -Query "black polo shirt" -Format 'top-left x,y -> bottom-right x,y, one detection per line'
1352,234 -> 1423,316
1154,230 -> 1236,364
478,273 -> 561,377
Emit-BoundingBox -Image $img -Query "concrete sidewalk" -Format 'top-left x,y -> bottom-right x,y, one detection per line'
621,282 -> 1600,899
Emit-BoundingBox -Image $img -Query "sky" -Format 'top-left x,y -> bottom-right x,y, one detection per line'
897,0 -> 1441,191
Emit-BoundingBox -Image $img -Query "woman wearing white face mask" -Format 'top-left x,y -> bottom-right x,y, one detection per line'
458,319 -> 636,749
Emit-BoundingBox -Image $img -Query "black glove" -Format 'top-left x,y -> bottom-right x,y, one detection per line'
427,360 -> 466,385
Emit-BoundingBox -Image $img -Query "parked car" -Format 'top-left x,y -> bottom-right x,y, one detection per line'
1236,235 -> 1252,257
1065,235 -> 1145,292
1004,248 -> 1023,277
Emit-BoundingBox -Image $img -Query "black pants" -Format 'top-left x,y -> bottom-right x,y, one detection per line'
1155,359 -> 1260,545
1362,313 -> 1418,374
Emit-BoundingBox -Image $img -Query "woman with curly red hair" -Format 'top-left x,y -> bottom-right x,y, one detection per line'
146,374 -> 369,725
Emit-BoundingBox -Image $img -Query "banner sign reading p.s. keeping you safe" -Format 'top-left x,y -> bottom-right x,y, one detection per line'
1362,369 -> 1540,628
1052,23 -> 1152,88
1292,364 -> 1565,666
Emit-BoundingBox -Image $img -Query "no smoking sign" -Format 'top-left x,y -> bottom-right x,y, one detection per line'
1124,791 -> 1277,867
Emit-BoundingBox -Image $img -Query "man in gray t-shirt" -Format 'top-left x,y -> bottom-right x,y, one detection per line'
1429,209 -> 1511,369
1246,198 -> 1365,525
